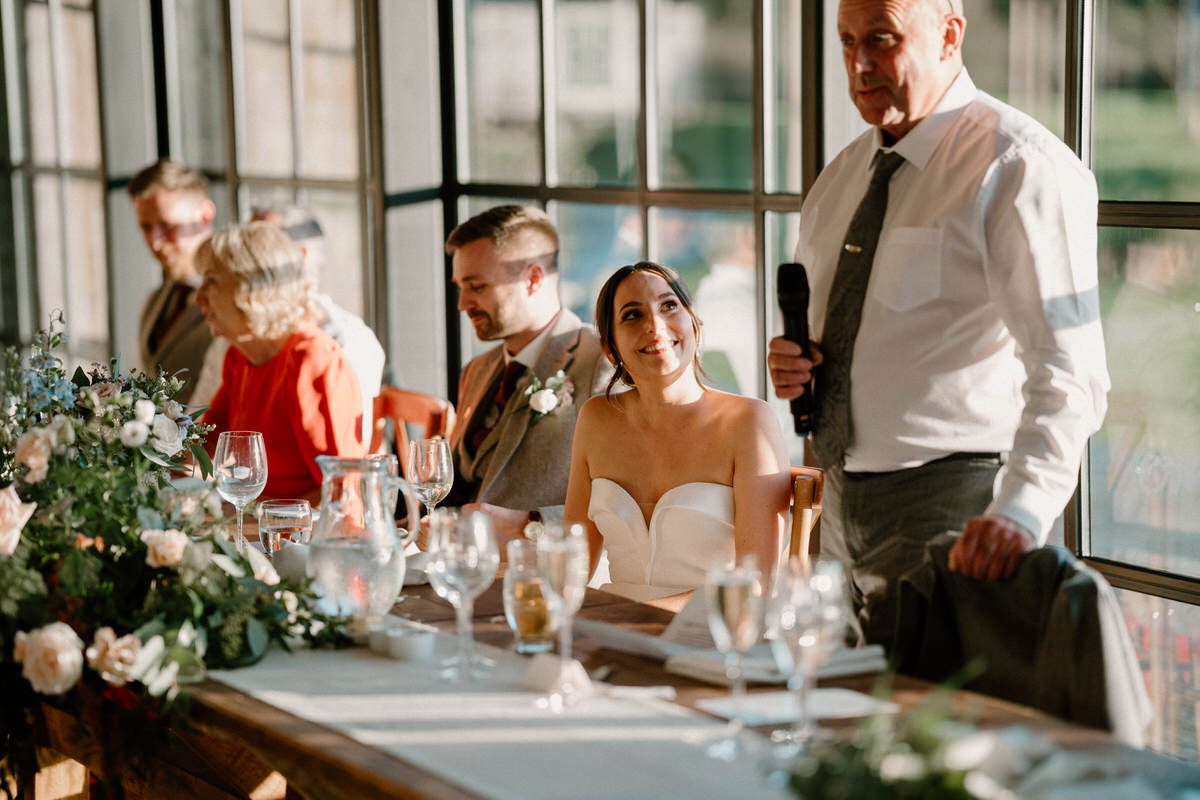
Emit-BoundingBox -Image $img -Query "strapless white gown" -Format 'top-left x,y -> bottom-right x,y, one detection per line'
588,477 -> 735,602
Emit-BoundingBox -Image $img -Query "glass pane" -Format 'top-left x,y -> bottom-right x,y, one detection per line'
25,3 -> 57,166
239,0 -> 294,176
549,201 -> 642,324
651,207 -> 759,396
107,188 -> 158,369
32,175 -> 109,366
1088,227 -> 1200,577
551,0 -> 639,187
768,0 -> 803,194
959,0 -> 1065,139
460,0 -> 541,183
305,189 -> 364,319
386,202 -> 445,396
380,0 -> 442,192
175,0 -> 228,172
96,0 -> 155,175
60,8 -> 102,168
299,0 -> 358,179
1094,0 -> 1200,201
1115,588 -> 1200,760
654,0 -> 753,191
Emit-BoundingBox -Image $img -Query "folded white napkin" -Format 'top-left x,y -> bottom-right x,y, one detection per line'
664,644 -> 887,687
696,687 -> 898,725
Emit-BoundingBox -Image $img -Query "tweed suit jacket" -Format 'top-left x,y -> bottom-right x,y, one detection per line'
137,279 -> 214,405
449,309 -> 611,517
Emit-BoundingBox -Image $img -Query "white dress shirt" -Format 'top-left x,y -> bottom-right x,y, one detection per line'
794,70 -> 1110,542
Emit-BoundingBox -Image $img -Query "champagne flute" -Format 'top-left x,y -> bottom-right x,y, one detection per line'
536,523 -> 589,711
704,556 -> 765,761
406,438 -> 453,518
427,510 -> 499,681
214,431 -> 268,553
767,557 -> 822,752
257,499 -> 312,558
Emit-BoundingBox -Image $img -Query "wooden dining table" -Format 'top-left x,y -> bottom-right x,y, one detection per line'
30,578 -> 1200,800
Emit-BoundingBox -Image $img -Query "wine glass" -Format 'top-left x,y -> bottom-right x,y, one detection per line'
767,557 -> 822,753
426,510 -> 500,681
406,438 -> 453,518
257,499 -> 312,558
214,431 -> 268,553
704,556 -> 765,760
536,523 -> 590,711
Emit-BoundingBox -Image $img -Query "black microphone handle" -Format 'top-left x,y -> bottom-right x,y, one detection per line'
779,298 -> 814,436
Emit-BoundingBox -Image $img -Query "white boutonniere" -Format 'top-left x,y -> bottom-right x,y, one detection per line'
524,369 -> 574,421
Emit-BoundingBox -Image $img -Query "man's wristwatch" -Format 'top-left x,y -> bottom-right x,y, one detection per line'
523,509 -> 544,542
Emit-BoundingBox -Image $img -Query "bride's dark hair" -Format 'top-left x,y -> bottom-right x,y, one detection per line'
594,261 -> 707,400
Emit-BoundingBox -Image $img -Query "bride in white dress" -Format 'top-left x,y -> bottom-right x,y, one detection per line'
563,262 -> 790,601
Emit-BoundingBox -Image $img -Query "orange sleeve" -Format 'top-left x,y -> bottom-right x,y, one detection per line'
288,341 -> 366,489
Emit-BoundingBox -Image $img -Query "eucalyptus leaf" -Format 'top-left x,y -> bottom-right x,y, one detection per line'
246,619 -> 269,659
189,442 -> 213,480
137,506 -> 165,531
139,446 -> 175,469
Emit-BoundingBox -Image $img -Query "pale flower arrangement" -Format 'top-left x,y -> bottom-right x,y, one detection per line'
0,315 -> 347,793
524,369 -> 574,420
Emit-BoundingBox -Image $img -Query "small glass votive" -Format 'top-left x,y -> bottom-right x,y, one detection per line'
503,539 -> 557,654
258,499 -> 313,555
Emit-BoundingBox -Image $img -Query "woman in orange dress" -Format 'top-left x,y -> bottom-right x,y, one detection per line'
196,221 -> 365,502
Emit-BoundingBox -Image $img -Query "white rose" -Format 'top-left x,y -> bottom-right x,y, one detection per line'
91,382 -> 120,400
529,388 -> 559,414
48,415 -> 75,453
120,420 -> 149,447
0,485 -> 37,557
165,401 -> 184,419
140,528 -> 189,568
14,622 -> 84,695
134,399 -> 157,424
15,429 -> 52,483
85,627 -> 142,686
149,414 -> 183,457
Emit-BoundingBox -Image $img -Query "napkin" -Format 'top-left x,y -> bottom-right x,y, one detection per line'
664,644 -> 887,687
696,687 -> 898,725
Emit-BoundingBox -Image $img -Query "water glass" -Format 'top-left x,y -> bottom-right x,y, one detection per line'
213,431 -> 268,553
258,499 -> 313,556
503,539 -> 556,654
406,438 -> 453,517
704,556 -> 765,760
767,557 -> 822,751
536,523 -> 590,710
427,510 -> 500,681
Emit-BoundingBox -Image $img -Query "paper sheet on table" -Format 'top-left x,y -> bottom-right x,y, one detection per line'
664,645 -> 887,686
696,688 -> 898,725
574,615 -> 886,684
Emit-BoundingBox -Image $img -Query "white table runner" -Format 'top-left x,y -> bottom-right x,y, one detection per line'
210,636 -> 793,800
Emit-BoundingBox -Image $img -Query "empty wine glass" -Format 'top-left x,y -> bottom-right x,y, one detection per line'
536,523 -> 590,711
406,438 -> 453,518
426,510 -> 500,681
705,556 -> 765,760
257,499 -> 312,558
767,557 -> 822,753
214,431 -> 268,553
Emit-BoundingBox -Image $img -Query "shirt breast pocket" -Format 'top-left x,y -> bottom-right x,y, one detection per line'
870,226 -> 942,312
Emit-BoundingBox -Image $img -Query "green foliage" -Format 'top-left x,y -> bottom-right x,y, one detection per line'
0,315 -> 350,797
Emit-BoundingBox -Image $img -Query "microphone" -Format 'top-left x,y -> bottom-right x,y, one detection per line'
776,263 -> 814,436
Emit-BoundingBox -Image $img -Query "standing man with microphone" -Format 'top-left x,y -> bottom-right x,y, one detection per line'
768,0 -> 1109,648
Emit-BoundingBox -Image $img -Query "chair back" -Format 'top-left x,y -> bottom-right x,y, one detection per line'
370,387 -> 456,469
789,464 -> 824,560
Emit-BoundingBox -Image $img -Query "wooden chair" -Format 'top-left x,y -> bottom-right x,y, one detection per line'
789,464 -> 824,560
369,387 -> 456,469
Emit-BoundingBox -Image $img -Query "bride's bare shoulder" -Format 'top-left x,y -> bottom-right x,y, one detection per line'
579,391 -> 632,428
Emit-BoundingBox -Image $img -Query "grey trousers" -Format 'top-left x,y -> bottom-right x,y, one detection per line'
820,453 -> 1003,652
